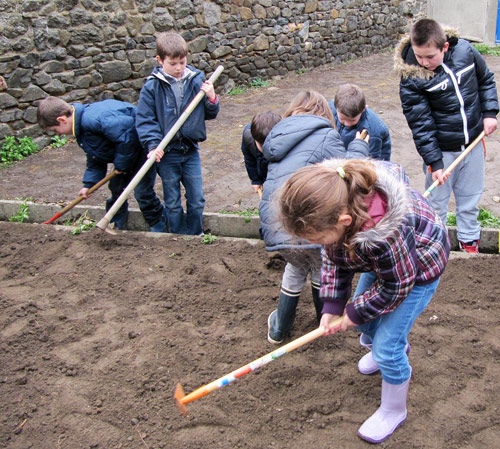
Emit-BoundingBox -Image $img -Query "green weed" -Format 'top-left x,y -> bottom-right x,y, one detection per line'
447,207 -> 500,228
1,136 -> 39,165
201,233 -> 217,244
64,211 -> 96,235
49,135 -> 68,148
249,77 -> 269,88
9,197 -> 33,223
229,86 -> 247,96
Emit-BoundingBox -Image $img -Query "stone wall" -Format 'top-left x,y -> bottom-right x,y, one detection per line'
0,0 -> 427,146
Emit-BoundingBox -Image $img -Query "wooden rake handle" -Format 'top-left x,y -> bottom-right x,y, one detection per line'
96,65 -> 224,231
43,170 -> 118,224
423,131 -> 485,198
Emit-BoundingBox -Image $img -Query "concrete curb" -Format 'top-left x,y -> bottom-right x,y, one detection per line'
1,199 -> 499,253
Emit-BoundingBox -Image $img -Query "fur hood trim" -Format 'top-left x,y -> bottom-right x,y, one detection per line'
393,25 -> 460,80
320,159 -> 409,251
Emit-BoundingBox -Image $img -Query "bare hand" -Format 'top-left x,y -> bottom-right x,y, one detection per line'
483,117 -> 498,136
252,184 -> 263,194
356,130 -> 370,143
78,187 -> 90,199
200,80 -> 216,101
148,148 -> 163,162
431,168 -> 450,185
320,313 -> 356,336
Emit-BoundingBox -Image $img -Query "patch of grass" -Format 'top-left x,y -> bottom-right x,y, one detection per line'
9,197 -> 33,223
49,135 -> 68,148
447,207 -> 500,228
64,211 -> 96,235
472,44 -> 500,56
201,232 -> 217,244
220,207 -> 259,223
1,136 -> 39,165
297,68 -> 309,75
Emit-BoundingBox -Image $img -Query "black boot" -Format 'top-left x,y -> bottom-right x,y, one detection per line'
267,288 -> 300,344
311,282 -> 323,324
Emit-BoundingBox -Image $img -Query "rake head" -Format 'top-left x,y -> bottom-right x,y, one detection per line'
174,383 -> 188,417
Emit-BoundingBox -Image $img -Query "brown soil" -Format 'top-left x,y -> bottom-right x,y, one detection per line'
1,52 -> 500,449
1,52 -> 499,217
1,222 -> 500,449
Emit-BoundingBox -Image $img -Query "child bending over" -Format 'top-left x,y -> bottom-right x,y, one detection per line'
278,159 -> 450,443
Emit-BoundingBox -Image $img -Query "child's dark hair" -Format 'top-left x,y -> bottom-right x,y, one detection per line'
37,96 -> 73,129
279,159 -> 378,248
334,84 -> 366,118
156,32 -> 189,61
250,111 -> 282,146
284,89 -> 336,128
410,18 -> 446,50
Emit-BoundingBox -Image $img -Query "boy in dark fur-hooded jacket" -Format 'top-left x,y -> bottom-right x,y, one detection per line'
394,18 -> 498,253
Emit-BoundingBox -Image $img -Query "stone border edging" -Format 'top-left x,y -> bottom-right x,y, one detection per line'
1,200 -> 499,254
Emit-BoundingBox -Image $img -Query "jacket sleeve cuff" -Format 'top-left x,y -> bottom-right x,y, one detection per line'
321,300 -> 347,316
208,95 -> 218,104
430,159 -> 444,172
345,303 -> 364,325
483,111 -> 498,119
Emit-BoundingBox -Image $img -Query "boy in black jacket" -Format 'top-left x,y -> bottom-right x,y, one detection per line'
395,18 -> 498,253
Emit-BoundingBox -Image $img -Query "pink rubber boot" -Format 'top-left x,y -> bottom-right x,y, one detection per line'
358,376 -> 410,443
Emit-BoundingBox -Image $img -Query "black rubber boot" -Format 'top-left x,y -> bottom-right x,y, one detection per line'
267,289 -> 300,344
311,283 -> 323,324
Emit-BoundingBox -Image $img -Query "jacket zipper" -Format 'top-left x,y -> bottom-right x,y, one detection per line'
441,63 -> 469,145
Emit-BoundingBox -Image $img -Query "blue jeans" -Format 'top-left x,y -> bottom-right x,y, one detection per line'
157,149 -> 205,235
353,271 -> 440,385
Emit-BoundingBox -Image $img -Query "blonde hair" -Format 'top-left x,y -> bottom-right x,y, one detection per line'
284,89 -> 336,128
279,159 -> 378,248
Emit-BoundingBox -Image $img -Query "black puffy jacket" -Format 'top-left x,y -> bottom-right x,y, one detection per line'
395,28 -> 498,171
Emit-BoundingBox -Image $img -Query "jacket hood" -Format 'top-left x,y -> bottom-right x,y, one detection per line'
320,159 -> 409,252
149,65 -> 199,84
393,25 -> 460,80
263,115 -> 333,162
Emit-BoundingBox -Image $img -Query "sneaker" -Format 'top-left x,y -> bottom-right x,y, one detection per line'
267,310 -> 283,345
458,240 -> 479,253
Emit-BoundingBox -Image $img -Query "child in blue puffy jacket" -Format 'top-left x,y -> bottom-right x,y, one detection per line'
136,32 -> 220,235
329,83 -> 391,161
37,96 -> 164,231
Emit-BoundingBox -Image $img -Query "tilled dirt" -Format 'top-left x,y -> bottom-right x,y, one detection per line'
1,222 -> 499,449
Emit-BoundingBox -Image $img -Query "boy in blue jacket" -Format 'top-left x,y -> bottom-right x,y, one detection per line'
37,96 -> 165,231
329,83 -> 391,161
240,111 -> 282,195
136,32 -> 220,235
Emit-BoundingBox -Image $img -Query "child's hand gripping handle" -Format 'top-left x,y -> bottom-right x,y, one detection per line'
96,65 -> 224,232
424,131 -> 485,198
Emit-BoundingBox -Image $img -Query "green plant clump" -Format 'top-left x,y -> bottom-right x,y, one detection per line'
49,135 -> 68,148
472,43 -> 500,56
228,86 -> 247,96
9,197 -> 33,223
1,136 -> 39,165
249,77 -> 269,88
64,211 -> 96,235
201,233 -> 217,244
447,207 -> 500,228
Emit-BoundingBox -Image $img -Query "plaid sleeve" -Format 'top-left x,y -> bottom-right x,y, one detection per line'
345,229 -> 418,324
319,247 -> 354,316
